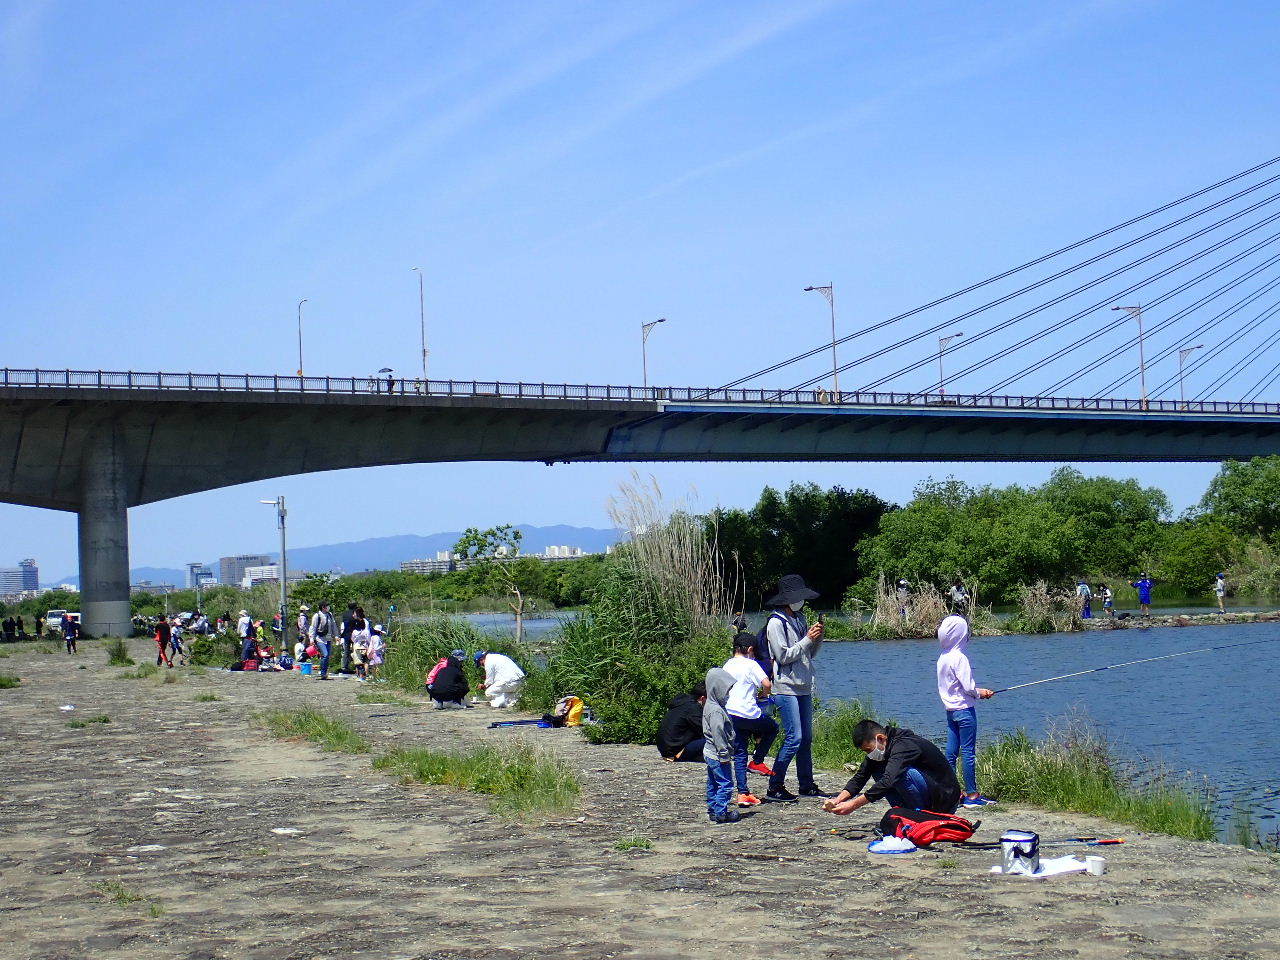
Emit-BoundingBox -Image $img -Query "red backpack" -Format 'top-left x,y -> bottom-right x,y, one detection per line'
879,807 -> 978,846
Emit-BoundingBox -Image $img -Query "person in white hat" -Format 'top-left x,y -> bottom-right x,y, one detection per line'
236,609 -> 252,641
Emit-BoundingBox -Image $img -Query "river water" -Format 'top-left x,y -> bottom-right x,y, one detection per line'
461,612 -> 1278,832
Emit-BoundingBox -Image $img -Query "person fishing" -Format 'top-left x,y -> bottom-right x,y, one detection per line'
1214,572 -> 1227,614
936,615 -> 996,808
823,719 -> 962,815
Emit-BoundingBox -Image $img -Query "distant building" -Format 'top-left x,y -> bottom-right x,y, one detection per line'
187,562 -> 215,589
400,546 -> 592,573
131,580 -> 177,596
239,564 -> 308,589
541,545 -> 584,559
400,551 -> 459,575
219,554 -> 271,585
0,558 -> 39,596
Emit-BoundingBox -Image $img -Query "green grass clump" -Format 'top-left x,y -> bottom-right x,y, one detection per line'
115,662 -> 159,680
187,632 -> 238,666
92,878 -> 163,915
105,637 -> 134,666
259,708 -> 369,754
613,836 -> 652,851
0,649 -> 9,658
356,691 -> 414,706
809,698 -> 879,770
193,692 -> 220,702
0,674 -> 20,689
34,643 -> 57,654
67,714 -> 110,728
373,739 -> 579,818
978,720 -> 1216,841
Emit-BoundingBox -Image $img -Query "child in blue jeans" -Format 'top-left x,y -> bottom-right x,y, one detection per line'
936,615 -> 995,809
702,667 -> 740,823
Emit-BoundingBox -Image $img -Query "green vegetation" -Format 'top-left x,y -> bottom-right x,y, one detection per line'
193,692 -> 220,702
0,674 -> 21,689
187,631 -> 237,666
613,836 -> 653,851
33,643 -> 56,654
978,721 -> 1216,841
67,714 -> 110,728
92,878 -> 162,916
381,614 -> 527,694
259,708 -> 370,754
809,698 -> 879,771
355,691 -> 414,706
937,855 -> 959,869
373,739 -> 580,818
0,649 -> 9,657
105,636 -> 134,666
115,662 -> 159,680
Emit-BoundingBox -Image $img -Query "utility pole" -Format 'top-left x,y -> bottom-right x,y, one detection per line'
1112,305 -> 1147,409
1178,343 -> 1204,407
938,331 -> 963,397
260,497 -> 288,647
411,267 -> 428,382
641,318 -> 666,389
296,299 -> 308,377
803,285 -> 840,395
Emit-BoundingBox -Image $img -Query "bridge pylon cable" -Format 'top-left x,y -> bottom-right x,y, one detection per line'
1143,297 -> 1280,398
1035,266 -> 1280,398
988,250 -> 1280,396
1241,359 -> 1280,402
708,156 -> 1280,394
1190,312 -> 1280,400
839,203 -> 1280,394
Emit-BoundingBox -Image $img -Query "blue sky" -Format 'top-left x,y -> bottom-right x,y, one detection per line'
3,0 -> 1278,578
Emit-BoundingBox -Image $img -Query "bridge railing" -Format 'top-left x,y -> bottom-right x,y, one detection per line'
2,368 -> 1278,416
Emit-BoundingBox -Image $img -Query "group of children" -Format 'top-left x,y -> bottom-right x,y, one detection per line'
698,575 -> 998,824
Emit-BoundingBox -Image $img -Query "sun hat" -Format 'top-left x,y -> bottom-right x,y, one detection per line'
238,609 -> 248,616
765,574 -> 819,607
300,604 -> 310,611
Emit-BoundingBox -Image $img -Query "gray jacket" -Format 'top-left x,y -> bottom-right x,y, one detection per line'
702,668 -> 736,763
309,610 -> 337,643
767,610 -> 823,696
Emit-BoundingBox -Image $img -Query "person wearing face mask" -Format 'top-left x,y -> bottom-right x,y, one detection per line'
823,719 -> 962,816
762,574 -> 828,802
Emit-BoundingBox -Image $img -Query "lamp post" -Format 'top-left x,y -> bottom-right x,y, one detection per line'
641,318 -> 666,389
1112,305 -> 1147,409
411,267 -> 428,383
803,285 -> 840,395
260,497 -> 288,647
296,299 -> 308,377
1178,343 -> 1204,407
937,331 -> 963,397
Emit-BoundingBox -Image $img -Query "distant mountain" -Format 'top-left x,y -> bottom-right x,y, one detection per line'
49,525 -> 622,586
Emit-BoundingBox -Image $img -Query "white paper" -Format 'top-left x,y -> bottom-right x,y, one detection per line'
990,855 -> 1089,878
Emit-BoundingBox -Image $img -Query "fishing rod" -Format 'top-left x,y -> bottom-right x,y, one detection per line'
992,634 -> 1280,694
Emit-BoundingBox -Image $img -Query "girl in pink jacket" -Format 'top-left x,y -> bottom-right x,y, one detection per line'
936,615 -> 995,809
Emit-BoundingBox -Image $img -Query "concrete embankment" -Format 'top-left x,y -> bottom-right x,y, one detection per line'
2,637 -> 1279,959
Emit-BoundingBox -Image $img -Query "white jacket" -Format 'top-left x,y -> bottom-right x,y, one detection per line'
484,653 -> 525,688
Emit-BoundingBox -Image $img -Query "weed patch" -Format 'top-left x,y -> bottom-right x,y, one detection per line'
105,637 -> 134,666
259,708 -> 370,754
193,692 -> 220,702
67,714 -> 110,728
115,663 -> 159,680
356,691 -> 414,706
978,719 -> 1215,841
613,836 -> 652,851
93,878 -> 162,916
374,739 -> 579,818
0,674 -> 20,689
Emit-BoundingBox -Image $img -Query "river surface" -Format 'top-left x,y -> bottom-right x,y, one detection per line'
813,621 -> 1280,833
462,612 -> 1279,832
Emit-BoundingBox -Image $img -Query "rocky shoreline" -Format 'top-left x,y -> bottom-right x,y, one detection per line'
2,637 -> 1278,959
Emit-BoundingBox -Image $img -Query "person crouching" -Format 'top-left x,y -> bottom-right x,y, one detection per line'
429,651 -> 470,709
475,651 -> 525,708
822,719 -> 961,816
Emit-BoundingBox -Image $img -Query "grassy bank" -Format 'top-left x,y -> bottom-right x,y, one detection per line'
374,739 -> 580,819
977,722 -> 1216,841
381,614 -> 530,695
259,708 -> 370,754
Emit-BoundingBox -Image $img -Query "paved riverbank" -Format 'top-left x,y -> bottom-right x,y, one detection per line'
2,638 -> 1278,960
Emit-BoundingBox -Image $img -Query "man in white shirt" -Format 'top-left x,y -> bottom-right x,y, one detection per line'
722,631 -> 778,807
476,651 -> 525,708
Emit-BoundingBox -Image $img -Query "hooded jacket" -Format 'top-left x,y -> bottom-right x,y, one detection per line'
936,615 -> 980,711
843,726 -> 961,812
657,692 -> 704,758
702,668 -> 736,763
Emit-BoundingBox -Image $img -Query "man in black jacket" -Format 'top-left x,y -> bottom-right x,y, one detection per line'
656,682 -> 707,762
339,603 -> 357,674
823,719 -> 961,815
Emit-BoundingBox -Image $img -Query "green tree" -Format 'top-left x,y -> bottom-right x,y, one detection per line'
1155,520 -> 1238,595
454,525 -> 532,641
1198,456 -> 1280,536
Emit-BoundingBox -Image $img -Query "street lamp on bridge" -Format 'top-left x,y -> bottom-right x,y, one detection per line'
1112,304 -> 1147,410
1178,343 -> 1204,407
937,331 -> 963,397
803,284 -> 840,395
296,299 -> 308,377
411,267 -> 428,383
641,318 -> 666,389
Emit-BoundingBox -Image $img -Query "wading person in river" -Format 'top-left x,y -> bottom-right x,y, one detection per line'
764,574 -> 828,802
823,719 -> 962,816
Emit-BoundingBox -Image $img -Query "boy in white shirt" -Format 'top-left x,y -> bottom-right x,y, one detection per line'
722,631 -> 778,807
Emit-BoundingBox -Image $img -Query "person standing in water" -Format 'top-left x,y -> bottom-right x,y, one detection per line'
763,574 -> 828,802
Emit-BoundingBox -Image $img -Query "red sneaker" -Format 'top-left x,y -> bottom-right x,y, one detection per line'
737,793 -> 762,807
747,761 -> 775,777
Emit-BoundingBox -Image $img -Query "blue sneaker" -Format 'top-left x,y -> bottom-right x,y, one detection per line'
962,794 -> 997,808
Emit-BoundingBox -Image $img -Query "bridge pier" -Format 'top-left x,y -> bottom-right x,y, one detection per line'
77,429 -> 132,638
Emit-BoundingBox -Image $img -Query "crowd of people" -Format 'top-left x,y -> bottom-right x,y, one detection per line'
659,573 -> 999,825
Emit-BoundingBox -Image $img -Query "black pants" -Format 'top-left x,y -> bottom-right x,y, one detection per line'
340,638 -> 353,673
65,636 -> 77,653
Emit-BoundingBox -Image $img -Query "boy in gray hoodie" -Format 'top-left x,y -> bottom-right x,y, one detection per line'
702,667 -> 740,823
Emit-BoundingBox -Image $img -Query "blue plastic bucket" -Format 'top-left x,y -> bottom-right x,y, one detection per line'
300,663 -> 313,675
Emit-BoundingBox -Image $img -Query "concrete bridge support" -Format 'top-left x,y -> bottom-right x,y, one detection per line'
77,429 -> 132,638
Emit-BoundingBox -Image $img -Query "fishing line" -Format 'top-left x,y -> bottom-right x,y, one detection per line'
992,634 -> 1280,694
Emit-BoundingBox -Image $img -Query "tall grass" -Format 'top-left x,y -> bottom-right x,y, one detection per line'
373,739 -> 580,818
258,708 -> 370,754
0,674 -> 20,689
978,719 -> 1216,840
187,632 -> 238,666
105,636 -> 134,666
381,614 -> 530,695
525,476 -> 739,743
809,698 -> 879,770
1005,581 -> 1083,634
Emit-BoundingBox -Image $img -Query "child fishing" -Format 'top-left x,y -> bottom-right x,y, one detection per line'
936,614 -> 996,808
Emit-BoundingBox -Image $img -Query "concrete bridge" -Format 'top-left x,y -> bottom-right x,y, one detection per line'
3,368 -> 1279,636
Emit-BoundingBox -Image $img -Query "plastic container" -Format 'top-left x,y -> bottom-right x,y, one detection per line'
300,663 -> 313,675
1000,830 -> 1040,875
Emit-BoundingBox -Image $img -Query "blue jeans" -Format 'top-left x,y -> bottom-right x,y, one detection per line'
705,755 -> 734,817
658,738 -> 705,762
1081,599 -> 1092,619
946,707 -> 978,794
316,640 -> 331,678
769,694 -> 814,792
731,714 -> 778,793
884,767 -> 929,809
